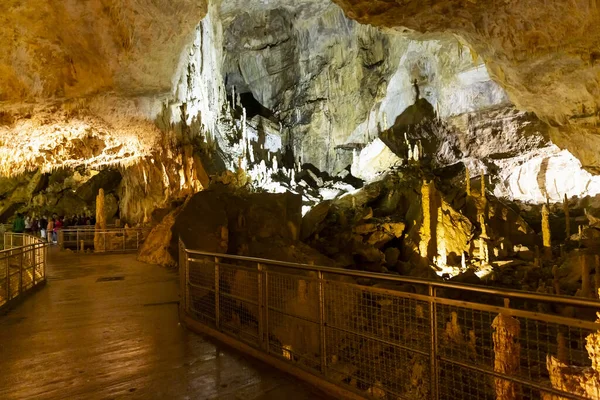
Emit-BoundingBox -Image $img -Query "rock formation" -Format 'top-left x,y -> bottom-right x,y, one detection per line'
94,188 -> 106,252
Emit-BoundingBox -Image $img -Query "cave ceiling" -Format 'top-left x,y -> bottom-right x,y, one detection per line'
0,0 -> 600,174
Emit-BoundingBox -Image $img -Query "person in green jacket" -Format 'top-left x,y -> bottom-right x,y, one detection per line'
12,213 -> 25,233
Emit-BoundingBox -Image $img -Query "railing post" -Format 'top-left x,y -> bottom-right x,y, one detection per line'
429,285 -> 439,400
76,230 -> 80,252
136,231 -> 139,250
18,251 -> 23,297
257,263 -> 264,349
318,270 -> 327,376
122,229 -> 126,251
215,256 -> 220,329
5,255 -> 10,300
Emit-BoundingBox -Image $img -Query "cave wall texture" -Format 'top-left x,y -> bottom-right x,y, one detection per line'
1,0 -> 600,222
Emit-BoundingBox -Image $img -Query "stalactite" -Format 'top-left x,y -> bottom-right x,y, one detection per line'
564,194 -> 571,240
542,204 -> 552,260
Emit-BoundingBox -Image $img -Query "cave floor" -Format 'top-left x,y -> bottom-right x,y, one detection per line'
0,249 -> 327,400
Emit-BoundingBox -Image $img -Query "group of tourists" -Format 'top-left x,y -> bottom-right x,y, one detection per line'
9,213 -> 97,243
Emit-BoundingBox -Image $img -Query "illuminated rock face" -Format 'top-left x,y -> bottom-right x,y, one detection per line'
332,0 -> 600,172
1,0 -> 600,226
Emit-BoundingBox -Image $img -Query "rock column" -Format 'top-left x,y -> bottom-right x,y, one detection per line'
94,188 -> 107,252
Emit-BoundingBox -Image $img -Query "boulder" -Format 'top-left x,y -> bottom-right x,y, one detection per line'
384,247 -> 400,267
137,205 -> 183,268
300,200 -> 331,240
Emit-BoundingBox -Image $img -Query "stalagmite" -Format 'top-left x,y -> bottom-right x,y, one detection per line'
552,265 -> 560,295
480,170 -> 486,197
408,146 -> 413,161
479,213 -> 488,239
492,313 -> 521,400
419,180 -> 432,259
557,332 -> 568,364
94,188 -> 107,252
436,207 -> 447,268
564,194 -> 571,240
534,245 -> 541,268
466,168 -> 471,196
413,143 -> 419,161
582,255 -> 591,298
542,204 -> 552,260
596,256 -> 600,299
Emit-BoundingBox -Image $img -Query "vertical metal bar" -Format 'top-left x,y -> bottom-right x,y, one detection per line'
257,263 -> 264,349
77,230 -> 80,252
215,256 -> 220,329
185,248 -> 190,313
429,285 -> 439,400
265,269 -> 270,354
318,270 -> 327,375
32,245 -> 36,287
123,229 -> 126,251
136,231 -> 139,250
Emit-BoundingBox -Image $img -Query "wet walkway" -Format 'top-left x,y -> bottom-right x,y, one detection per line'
0,250 -> 326,400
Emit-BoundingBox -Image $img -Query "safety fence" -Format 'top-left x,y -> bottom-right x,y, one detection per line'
0,233 -> 47,310
58,228 -> 149,253
179,241 -> 600,400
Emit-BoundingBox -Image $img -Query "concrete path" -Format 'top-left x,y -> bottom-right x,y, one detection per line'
0,249 -> 326,400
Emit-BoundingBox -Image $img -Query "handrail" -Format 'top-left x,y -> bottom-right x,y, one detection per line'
184,248 -> 600,309
181,243 -> 600,400
0,233 -> 47,311
58,227 -> 150,253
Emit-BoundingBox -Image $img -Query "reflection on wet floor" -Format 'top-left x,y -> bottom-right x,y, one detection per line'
0,250 -> 327,400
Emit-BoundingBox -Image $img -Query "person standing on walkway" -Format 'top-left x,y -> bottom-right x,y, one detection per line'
53,217 -> 63,244
40,216 -> 47,239
24,215 -> 32,233
12,213 -> 25,234
47,218 -> 54,243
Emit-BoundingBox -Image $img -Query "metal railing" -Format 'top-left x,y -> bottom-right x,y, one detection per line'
179,241 -> 600,400
0,233 -> 47,310
58,227 -> 149,253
